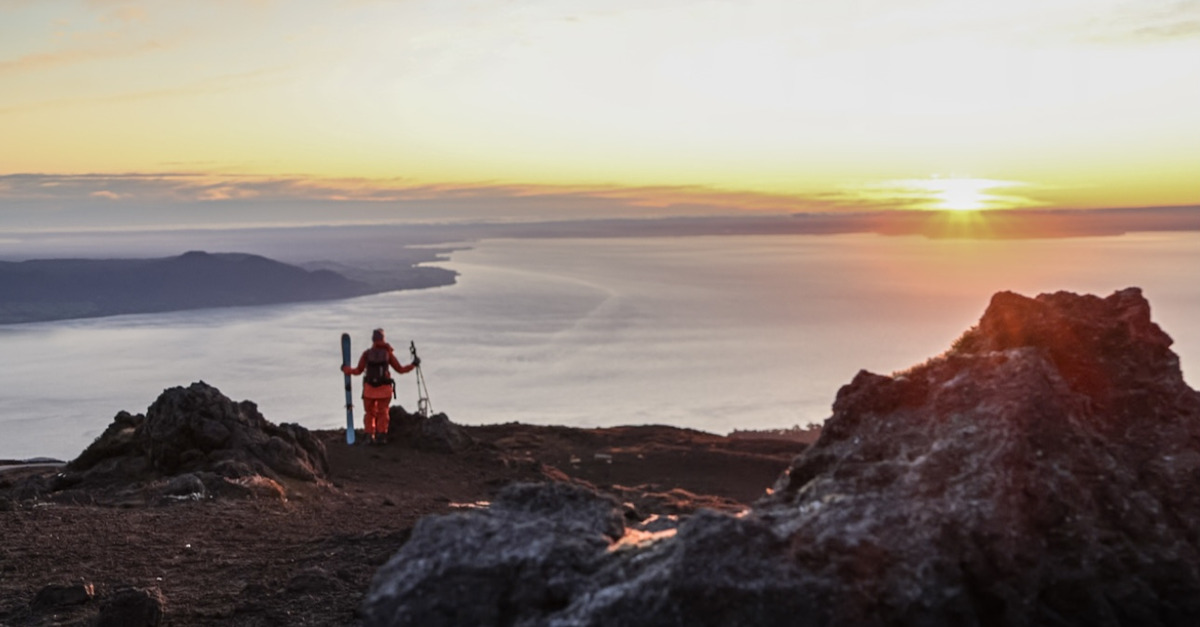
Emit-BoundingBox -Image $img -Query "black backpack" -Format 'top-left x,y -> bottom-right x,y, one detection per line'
364,347 -> 395,389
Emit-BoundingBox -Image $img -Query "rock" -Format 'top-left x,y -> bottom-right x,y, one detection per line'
364,288 -> 1200,626
362,482 -> 625,626
388,408 -> 475,453
53,382 -> 328,501
139,383 -> 327,481
96,586 -> 166,627
68,411 -> 142,472
162,473 -> 205,497
218,474 -> 288,501
31,582 -> 94,611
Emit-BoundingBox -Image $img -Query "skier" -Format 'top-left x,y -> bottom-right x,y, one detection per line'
341,328 -> 419,445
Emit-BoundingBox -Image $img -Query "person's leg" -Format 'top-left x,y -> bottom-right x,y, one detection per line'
366,398 -> 389,443
362,399 -> 377,441
376,401 -> 391,443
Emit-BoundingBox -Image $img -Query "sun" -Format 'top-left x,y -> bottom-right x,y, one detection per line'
901,177 -> 1027,211
852,177 -> 1032,213
931,179 -> 990,211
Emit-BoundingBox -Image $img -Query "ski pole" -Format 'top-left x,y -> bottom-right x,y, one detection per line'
409,341 -> 432,417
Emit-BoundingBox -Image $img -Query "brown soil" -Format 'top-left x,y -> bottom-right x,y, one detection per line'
0,424 -> 807,626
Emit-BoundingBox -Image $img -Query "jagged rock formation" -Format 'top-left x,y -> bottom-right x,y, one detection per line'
363,288 -> 1200,626
29,382 -> 327,503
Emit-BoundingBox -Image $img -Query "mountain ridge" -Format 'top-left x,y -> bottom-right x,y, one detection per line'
0,250 -> 456,324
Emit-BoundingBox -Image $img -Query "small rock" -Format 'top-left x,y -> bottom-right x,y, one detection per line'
31,582 -> 94,611
96,586 -> 166,627
163,473 -> 205,497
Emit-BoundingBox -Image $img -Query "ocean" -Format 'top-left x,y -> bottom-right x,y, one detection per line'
2,232 -> 1198,461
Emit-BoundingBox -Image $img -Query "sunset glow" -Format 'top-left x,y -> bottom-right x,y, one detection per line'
915,178 -> 1028,212
2,1 -> 1198,228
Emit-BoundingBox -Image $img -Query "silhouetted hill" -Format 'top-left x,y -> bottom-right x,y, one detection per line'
0,251 -> 454,324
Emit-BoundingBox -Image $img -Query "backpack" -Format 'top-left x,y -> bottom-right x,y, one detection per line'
364,347 -> 395,389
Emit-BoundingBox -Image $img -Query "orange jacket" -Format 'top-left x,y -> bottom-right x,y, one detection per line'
342,341 -> 416,399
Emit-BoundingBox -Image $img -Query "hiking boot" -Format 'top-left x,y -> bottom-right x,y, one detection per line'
377,435 -> 389,445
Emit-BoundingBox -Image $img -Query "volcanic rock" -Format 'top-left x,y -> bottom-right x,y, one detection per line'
363,482 -> 626,626
387,407 -> 475,453
363,288 -> 1200,626
30,582 -> 94,611
36,382 -> 328,502
95,586 -> 166,627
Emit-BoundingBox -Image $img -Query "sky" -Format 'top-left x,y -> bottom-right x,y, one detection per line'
1,0 -> 1199,231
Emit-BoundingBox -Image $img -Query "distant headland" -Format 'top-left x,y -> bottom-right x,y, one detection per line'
0,250 -> 456,325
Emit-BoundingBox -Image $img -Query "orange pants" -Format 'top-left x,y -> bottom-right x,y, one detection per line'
363,398 -> 390,436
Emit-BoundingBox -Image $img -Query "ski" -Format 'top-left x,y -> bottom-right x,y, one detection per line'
341,333 -> 356,444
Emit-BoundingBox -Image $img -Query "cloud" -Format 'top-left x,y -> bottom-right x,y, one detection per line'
0,172 -> 892,232
89,190 -> 124,200
0,172 -> 1118,236
0,38 -> 168,75
99,5 -> 149,25
1081,0 -> 1200,43
0,66 -> 291,115
0,172 -> 1053,217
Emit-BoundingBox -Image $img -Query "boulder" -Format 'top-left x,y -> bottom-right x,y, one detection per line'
137,382 -> 327,482
363,288 -> 1200,626
362,482 -> 625,626
50,382 -> 327,502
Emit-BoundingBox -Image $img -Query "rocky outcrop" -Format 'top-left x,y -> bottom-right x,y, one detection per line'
35,382 -> 327,502
363,288 -> 1200,626
388,407 -> 476,453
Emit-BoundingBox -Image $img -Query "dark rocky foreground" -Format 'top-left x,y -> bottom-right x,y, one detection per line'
0,384 -> 800,625
362,288 -> 1200,627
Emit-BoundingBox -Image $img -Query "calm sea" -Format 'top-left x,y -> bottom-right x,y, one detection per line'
2,232 -> 1198,460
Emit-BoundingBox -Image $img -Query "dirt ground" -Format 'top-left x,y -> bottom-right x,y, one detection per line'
0,423 -> 808,626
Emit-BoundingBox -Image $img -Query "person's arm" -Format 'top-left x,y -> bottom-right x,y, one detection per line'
390,351 -> 417,374
342,352 -> 368,375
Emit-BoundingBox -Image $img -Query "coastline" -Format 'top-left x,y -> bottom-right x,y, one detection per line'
0,251 -> 457,326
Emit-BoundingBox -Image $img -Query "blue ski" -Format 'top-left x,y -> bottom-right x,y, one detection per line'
341,333 -> 356,444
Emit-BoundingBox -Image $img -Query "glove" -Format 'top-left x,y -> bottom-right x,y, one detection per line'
412,357 -> 421,368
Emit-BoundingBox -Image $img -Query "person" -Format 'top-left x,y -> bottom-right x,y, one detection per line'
341,328 -> 419,445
